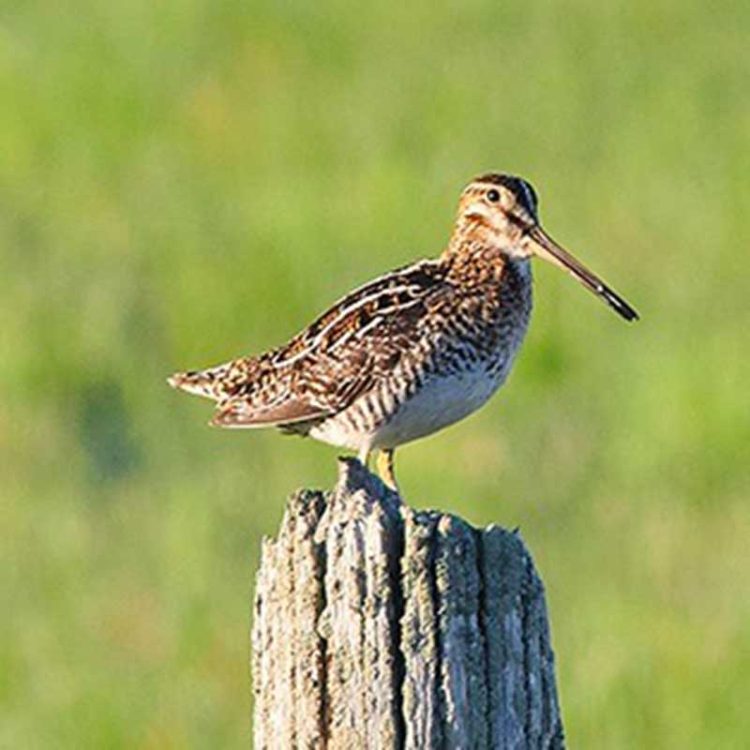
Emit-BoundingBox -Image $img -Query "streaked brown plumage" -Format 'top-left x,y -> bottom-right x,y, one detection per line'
169,173 -> 638,489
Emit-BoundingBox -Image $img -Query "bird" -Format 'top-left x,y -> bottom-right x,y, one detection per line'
168,173 -> 638,491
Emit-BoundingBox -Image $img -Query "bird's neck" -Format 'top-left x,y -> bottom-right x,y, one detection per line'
441,234 -> 512,287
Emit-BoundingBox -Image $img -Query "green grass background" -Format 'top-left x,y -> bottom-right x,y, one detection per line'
2,0 -> 749,746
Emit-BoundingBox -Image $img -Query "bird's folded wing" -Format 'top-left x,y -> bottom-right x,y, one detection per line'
210,397 -> 333,428
203,259 -> 455,429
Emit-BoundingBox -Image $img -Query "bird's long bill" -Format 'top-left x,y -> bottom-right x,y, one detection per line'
528,226 -> 639,322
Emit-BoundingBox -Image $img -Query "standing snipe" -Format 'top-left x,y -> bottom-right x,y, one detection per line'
169,173 -> 638,490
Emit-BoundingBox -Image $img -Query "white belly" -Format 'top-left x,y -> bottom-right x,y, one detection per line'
370,365 -> 508,450
309,357 -> 514,454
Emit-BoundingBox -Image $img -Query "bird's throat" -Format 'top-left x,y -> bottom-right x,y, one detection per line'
442,238 -> 512,287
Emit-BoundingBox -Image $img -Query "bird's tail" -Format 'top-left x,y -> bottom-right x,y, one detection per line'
167,365 -> 228,401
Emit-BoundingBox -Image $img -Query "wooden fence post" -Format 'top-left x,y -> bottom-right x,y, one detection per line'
252,458 -> 564,749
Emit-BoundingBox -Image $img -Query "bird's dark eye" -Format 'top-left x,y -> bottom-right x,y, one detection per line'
487,189 -> 500,203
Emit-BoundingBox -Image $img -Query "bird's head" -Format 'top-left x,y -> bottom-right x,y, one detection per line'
453,173 -> 639,321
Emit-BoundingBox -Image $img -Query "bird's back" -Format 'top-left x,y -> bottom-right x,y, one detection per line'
169,260 -> 451,429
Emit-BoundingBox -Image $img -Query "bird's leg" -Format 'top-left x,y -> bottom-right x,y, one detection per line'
376,449 -> 399,493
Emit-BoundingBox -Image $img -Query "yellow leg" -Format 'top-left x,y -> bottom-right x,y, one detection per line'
376,449 -> 399,492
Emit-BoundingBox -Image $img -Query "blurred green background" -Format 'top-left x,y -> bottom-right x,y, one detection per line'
2,0 -> 749,747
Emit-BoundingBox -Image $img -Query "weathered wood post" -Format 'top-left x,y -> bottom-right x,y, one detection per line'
252,458 -> 564,749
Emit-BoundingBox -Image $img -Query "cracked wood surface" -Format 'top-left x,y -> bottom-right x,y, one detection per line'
252,458 -> 564,749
